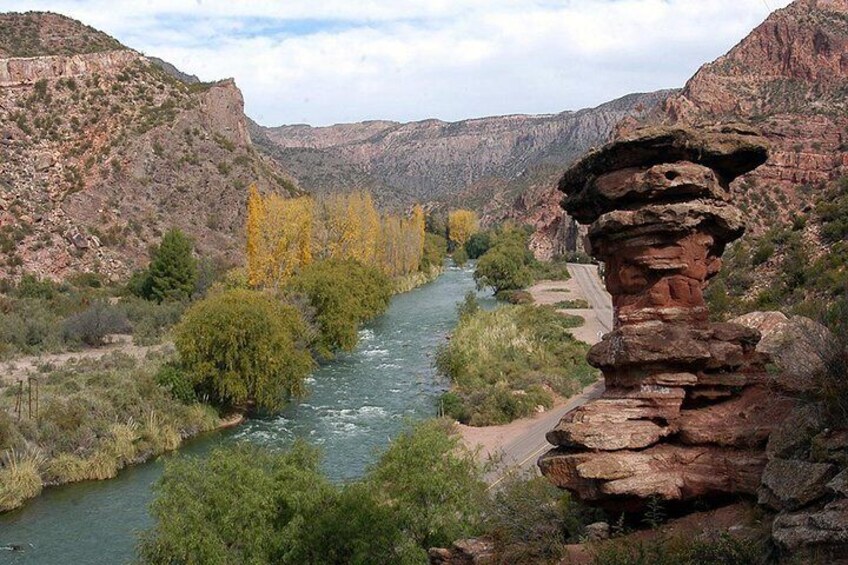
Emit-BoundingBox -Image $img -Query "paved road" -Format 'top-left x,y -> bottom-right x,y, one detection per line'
485,263 -> 612,488
566,263 -> 613,332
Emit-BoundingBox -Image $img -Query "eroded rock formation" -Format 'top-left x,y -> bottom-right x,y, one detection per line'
538,125 -> 789,505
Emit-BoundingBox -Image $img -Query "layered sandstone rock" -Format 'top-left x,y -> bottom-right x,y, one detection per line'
539,125 -> 787,505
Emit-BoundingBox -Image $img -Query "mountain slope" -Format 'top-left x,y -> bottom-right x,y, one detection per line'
644,0 -> 848,231
0,12 -> 297,281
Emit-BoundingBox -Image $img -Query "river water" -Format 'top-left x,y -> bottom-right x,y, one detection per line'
0,263 -> 491,564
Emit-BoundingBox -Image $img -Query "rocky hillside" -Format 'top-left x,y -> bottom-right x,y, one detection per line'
256,91 -> 673,258
0,12 -> 297,281
643,0 -> 848,231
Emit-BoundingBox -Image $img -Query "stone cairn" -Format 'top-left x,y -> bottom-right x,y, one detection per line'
538,125 -> 794,507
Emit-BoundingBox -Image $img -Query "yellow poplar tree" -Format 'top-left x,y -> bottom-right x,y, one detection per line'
448,209 -> 479,248
246,184 -> 266,287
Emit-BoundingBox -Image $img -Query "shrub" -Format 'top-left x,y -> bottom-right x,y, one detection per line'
485,475 -> 601,563
139,420 -> 484,564
475,248 -> 533,293
453,245 -> 469,266
174,289 -> 314,412
155,364 -> 196,404
62,301 -> 131,346
465,231 -> 492,259
420,232 -> 448,271
366,419 -> 486,549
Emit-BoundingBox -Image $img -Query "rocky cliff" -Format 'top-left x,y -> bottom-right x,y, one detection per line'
256,91 -> 673,258
0,12 -> 297,281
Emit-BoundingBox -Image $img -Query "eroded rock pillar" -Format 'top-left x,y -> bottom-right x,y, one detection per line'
538,126 -> 791,506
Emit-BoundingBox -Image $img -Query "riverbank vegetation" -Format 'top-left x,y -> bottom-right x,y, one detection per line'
0,352 -> 220,512
472,225 -> 570,300
436,294 -> 595,426
138,419 -> 485,564
0,190 -> 447,512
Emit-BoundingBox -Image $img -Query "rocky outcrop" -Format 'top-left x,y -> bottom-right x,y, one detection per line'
0,49 -> 139,86
539,125 -> 786,505
428,538 -> 494,565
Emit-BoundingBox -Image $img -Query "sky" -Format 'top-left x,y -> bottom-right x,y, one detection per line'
2,0 -> 793,126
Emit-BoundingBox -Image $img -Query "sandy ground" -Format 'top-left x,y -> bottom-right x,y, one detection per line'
457,271 -> 610,474
0,335 -> 171,385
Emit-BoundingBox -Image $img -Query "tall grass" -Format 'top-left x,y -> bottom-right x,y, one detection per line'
0,449 -> 44,511
0,354 -> 221,511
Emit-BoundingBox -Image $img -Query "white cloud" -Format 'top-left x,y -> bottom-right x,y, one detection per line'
1,0 -> 793,125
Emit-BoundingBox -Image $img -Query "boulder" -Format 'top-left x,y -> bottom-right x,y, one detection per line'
772,498 -> 848,556
758,458 -> 838,511
427,539 -> 494,565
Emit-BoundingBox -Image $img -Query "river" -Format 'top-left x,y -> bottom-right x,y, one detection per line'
0,262 -> 491,564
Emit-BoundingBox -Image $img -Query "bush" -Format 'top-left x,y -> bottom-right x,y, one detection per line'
174,289 -> 314,412
155,364 -> 196,404
475,248 -> 533,293
420,232 -> 448,271
452,245 -> 469,267
366,419 -> 486,549
485,475 -> 602,563
287,259 -> 391,356
62,301 -> 131,346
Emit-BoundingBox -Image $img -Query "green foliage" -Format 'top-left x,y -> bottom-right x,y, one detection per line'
0,354 -> 220,511
138,442 -> 331,565
465,231 -> 492,259
155,363 -> 196,405
590,532 -> 766,565
139,419 -> 485,564
457,291 -> 480,320
174,289 -> 314,412
287,259 -> 391,356
147,228 -> 198,302
452,245 -> 469,267
437,304 -> 594,425
420,232 -> 448,272
485,475 -> 602,564
473,225 -> 566,295
475,246 -> 533,293
367,419 -> 486,549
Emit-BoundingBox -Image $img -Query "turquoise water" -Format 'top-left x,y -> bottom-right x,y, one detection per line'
0,263 -> 492,564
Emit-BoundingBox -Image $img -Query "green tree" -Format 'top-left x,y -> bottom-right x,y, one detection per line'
367,419 -> 486,549
148,228 -> 198,302
138,443 -> 331,565
287,259 -> 391,356
465,231 -> 492,259
474,246 -> 533,293
174,289 -> 314,412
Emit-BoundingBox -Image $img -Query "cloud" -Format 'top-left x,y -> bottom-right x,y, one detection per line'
1,0 -> 793,125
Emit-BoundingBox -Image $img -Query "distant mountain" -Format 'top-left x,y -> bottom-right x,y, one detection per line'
255,90 -> 673,258
0,12 -> 298,281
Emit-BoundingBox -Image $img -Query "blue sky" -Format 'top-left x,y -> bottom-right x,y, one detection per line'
1,0 -> 792,126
